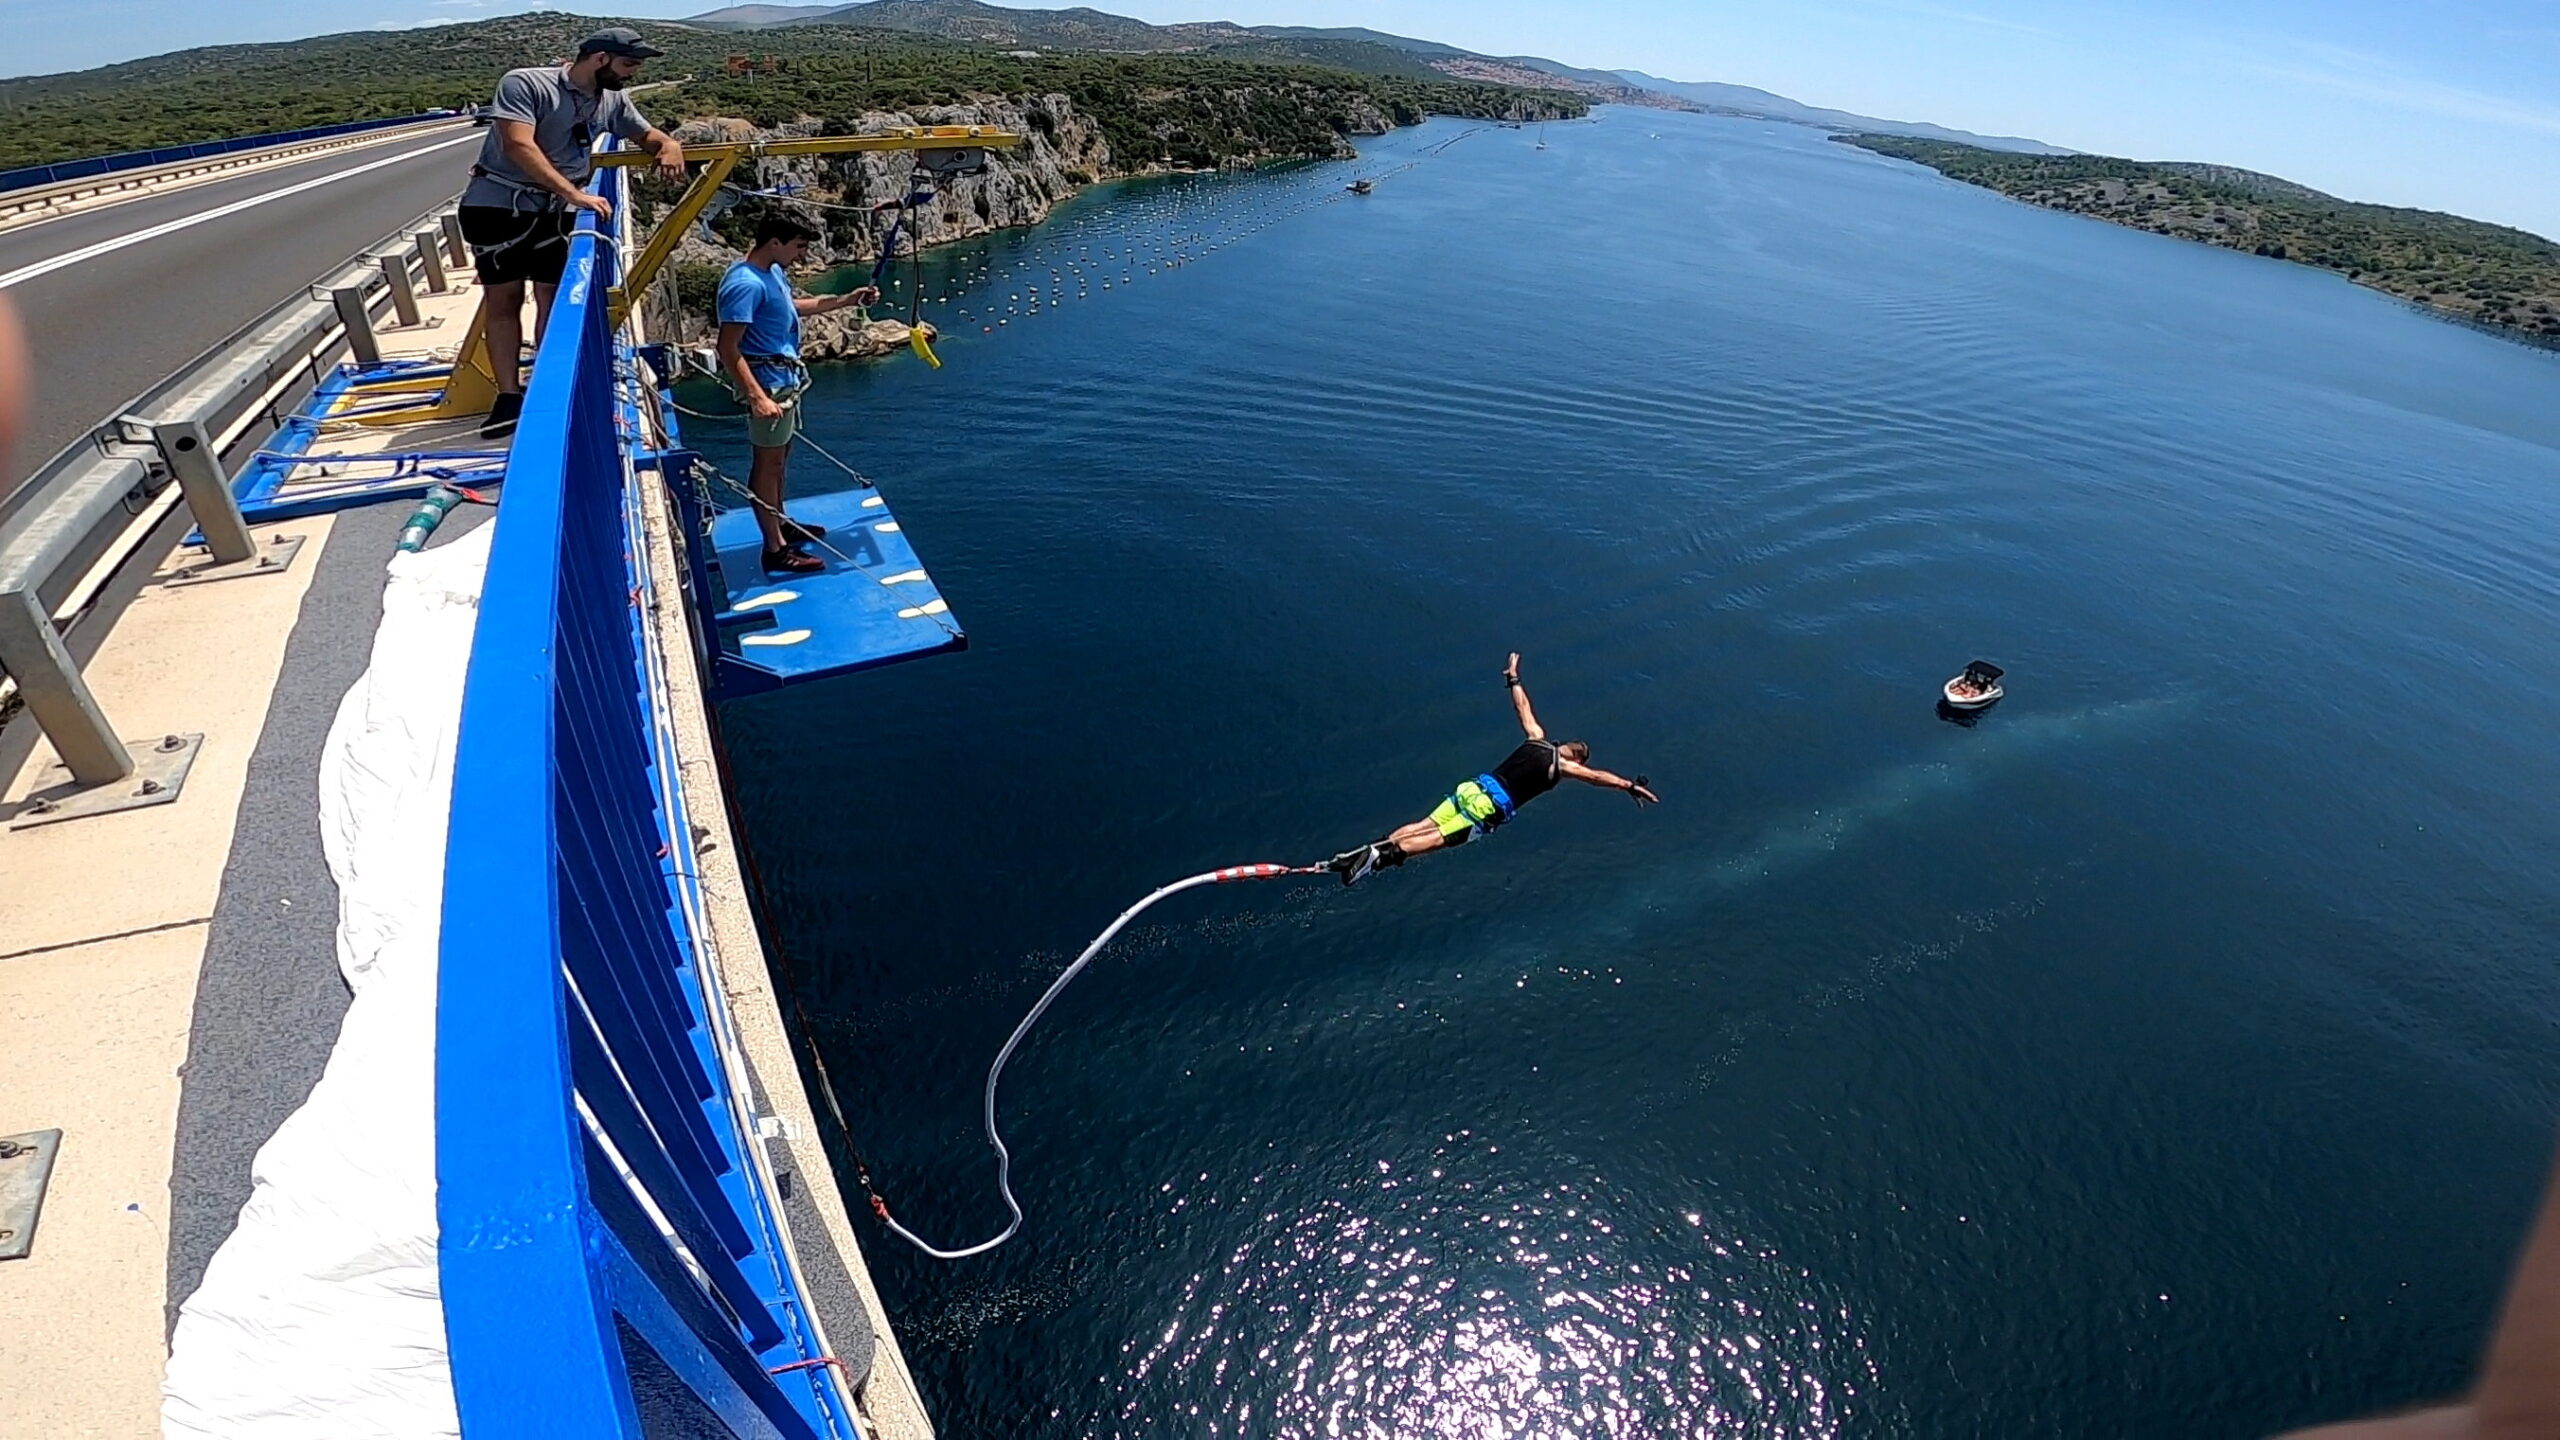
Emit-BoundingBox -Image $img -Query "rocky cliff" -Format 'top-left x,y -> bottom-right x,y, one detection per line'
666,94 -> 1104,264
654,89 -> 1399,357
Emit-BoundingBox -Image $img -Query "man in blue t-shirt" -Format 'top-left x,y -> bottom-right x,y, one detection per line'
716,213 -> 878,573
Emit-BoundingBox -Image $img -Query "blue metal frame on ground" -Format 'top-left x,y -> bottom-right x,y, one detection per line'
434,169 -> 861,1439
225,359 -> 501,525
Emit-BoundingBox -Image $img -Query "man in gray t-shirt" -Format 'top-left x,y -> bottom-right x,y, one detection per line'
457,26 -> 687,437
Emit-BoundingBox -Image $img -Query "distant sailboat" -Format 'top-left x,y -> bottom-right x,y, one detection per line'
1536,122 -> 1548,151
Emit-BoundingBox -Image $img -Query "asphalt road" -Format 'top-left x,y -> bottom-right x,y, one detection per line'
0,125 -> 483,485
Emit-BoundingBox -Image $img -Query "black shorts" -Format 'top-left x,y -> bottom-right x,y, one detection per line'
458,204 -> 576,287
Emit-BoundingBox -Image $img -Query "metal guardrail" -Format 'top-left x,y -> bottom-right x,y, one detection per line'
0,200 -> 460,798
0,112 -> 458,198
435,170 -> 861,1439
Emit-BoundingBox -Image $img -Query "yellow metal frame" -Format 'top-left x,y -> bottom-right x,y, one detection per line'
342,126 -> 1022,425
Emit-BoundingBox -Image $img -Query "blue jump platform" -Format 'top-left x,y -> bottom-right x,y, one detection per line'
706,485 -> 965,694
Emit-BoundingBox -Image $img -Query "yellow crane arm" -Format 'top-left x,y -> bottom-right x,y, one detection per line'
341,127 -> 1024,422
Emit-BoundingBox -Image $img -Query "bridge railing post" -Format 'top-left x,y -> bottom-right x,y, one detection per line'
411,229 -> 450,294
149,419 -> 257,565
0,588 -> 133,789
440,212 -> 470,271
331,285 -> 381,365
378,251 -> 422,328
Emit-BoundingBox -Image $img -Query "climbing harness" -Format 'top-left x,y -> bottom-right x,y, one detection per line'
736,350 -> 811,394
660,384 -> 881,494
460,176 -> 583,265
866,862 -> 1329,1260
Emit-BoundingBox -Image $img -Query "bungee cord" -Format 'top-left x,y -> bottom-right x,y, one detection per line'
866,862 -> 1328,1261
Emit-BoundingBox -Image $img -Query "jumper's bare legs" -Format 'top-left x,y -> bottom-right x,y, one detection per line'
1386,819 -> 1446,856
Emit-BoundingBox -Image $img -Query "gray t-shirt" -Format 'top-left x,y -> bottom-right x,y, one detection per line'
461,66 -> 654,209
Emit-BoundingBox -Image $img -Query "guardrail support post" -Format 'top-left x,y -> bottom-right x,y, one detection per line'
0,589 -> 132,790
412,229 -> 450,294
379,251 -> 422,328
150,420 -> 256,565
331,286 -> 382,365
440,212 -> 470,271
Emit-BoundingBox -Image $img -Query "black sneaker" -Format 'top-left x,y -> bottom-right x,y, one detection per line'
781,518 -> 829,544
1328,843 -> 1381,887
762,545 -> 824,575
480,392 -> 524,439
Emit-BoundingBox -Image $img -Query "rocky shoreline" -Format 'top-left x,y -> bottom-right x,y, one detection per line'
655,91 -> 1400,361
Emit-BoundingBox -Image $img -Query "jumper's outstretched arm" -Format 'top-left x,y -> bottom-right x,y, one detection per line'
1505,652 -> 1544,740
1560,757 -> 1659,806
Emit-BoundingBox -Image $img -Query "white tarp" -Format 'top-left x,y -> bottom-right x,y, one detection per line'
163,523 -> 490,1438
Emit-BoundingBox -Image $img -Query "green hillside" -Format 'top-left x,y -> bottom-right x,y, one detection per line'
727,1 -> 1454,78
1844,135 -> 2560,347
0,12 -> 1582,171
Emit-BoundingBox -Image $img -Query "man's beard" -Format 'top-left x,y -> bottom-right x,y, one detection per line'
596,68 -> 629,90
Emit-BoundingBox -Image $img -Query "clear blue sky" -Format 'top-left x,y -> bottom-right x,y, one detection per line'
7,0 -> 2555,239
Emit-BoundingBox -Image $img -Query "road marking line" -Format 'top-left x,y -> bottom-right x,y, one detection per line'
0,120 -> 467,239
0,132 -> 479,290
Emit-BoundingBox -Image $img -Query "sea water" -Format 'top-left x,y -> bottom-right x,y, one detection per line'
700,109 -> 2560,1438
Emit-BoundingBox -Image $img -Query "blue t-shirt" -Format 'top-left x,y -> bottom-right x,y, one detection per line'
715,261 -> 802,393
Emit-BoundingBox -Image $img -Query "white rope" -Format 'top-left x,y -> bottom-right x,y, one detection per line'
875,863 -> 1323,1260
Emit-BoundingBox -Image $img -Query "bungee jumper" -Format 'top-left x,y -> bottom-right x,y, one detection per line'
855,652 -> 1657,1261
1327,652 -> 1659,886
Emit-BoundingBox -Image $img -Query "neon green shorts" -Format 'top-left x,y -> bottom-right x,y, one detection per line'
1428,780 -> 1503,842
746,385 -> 803,449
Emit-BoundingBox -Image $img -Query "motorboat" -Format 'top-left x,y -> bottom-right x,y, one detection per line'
1347,178 -> 1374,194
1942,660 -> 2005,710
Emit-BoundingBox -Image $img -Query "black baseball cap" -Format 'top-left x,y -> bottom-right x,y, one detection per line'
578,27 -> 665,59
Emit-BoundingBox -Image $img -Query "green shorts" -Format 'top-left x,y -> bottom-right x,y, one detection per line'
747,385 -> 803,449
1428,780 -> 1504,844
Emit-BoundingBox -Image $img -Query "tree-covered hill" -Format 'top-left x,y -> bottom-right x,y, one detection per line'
0,12 -> 1582,172
672,32 -> 1575,158
1843,135 -> 2560,348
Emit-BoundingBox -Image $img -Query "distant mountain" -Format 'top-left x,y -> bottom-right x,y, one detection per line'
689,1 -> 1455,77
1241,26 -> 1472,59
678,1 -> 2064,147
749,0 -> 1196,46
1612,70 -> 2070,154
685,2 -> 840,26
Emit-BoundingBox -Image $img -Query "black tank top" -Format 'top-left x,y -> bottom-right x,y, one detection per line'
1490,739 -> 1562,808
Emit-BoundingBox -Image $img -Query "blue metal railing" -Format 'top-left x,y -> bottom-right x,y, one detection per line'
0,112 -> 455,196
435,175 -> 858,1438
